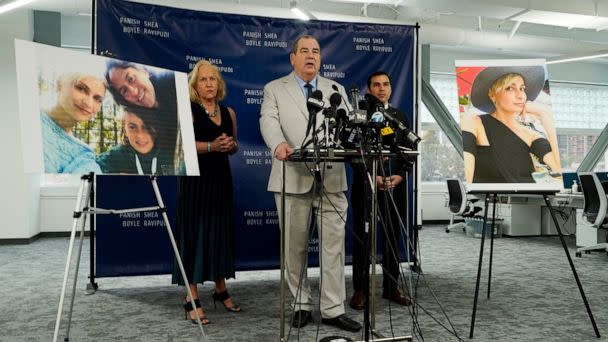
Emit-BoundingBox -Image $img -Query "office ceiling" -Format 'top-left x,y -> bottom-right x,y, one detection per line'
20,0 -> 608,62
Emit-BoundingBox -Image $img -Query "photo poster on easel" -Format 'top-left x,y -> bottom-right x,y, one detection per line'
455,59 -> 563,193
14,39 -> 198,176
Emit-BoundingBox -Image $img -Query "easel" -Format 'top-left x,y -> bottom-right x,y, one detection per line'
52,173 -> 207,342
468,190 -> 600,339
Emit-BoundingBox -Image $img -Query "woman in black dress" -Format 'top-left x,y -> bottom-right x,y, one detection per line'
461,65 -> 561,183
173,60 -> 240,324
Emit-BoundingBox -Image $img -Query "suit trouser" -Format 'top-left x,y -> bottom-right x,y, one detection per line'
351,165 -> 406,295
275,189 -> 348,319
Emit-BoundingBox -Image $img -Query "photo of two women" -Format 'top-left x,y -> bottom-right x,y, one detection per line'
29,43 -> 192,176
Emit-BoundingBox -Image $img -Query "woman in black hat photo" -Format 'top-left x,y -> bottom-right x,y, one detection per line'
461,65 -> 561,184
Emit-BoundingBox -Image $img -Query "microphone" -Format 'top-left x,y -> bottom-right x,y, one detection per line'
364,93 -> 383,110
364,93 -> 421,146
382,110 -> 421,146
347,85 -> 360,110
305,89 -> 324,139
331,84 -> 354,112
329,92 -> 342,110
333,108 -> 348,145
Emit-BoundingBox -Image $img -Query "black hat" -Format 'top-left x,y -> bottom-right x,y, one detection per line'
470,65 -> 546,113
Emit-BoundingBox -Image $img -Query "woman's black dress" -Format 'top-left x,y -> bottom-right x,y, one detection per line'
470,114 -> 551,183
173,103 -> 235,285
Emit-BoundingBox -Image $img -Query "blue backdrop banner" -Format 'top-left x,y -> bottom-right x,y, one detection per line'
95,0 -> 416,276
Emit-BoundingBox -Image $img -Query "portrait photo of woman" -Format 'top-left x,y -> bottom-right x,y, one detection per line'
457,61 -> 562,186
40,72 -> 106,174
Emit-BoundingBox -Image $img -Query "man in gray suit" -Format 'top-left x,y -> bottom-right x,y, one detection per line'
260,35 -> 361,332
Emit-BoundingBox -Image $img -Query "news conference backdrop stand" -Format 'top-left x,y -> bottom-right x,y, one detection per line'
95,0 -> 418,275
52,174 -> 207,342
467,189 -> 599,339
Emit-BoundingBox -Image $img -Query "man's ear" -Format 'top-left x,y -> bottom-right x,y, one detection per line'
289,53 -> 295,67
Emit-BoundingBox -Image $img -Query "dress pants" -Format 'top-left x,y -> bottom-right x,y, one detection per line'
275,188 -> 348,319
351,164 -> 406,296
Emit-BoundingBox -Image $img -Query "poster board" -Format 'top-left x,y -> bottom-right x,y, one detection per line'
14,40 -> 198,176
455,59 -> 562,193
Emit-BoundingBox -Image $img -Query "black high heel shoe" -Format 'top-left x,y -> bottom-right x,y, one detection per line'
183,297 -> 210,325
212,290 -> 241,313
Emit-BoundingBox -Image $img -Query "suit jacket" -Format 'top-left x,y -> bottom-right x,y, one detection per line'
383,106 -> 414,178
260,72 -> 349,194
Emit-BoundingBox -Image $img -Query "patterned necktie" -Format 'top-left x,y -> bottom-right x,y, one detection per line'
304,83 -> 312,99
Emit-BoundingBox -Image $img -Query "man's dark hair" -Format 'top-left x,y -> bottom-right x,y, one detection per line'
104,60 -> 150,107
290,35 -> 318,55
367,71 -> 391,89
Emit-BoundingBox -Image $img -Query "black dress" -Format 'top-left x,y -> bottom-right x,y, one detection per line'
471,114 -> 551,183
172,103 -> 235,285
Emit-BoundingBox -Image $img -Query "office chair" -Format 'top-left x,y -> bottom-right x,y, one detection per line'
576,172 -> 608,257
445,178 -> 482,233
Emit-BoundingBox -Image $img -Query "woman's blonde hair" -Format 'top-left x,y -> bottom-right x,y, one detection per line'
188,60 -> 226,102
56,72 -> 106,96
488,73 -> 525,96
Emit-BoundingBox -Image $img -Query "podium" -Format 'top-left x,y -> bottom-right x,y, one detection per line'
279,147 -> 418,342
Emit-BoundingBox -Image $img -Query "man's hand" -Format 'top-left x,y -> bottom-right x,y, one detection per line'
376,175 -> 403,191
274,142 -> 293,161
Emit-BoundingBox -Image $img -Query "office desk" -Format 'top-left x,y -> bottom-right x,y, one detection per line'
481,192 -> 583,237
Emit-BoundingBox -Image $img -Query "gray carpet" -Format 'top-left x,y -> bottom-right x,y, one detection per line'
1,225 -> 607,341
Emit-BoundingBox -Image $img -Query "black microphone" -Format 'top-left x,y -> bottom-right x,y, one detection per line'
364,93 -> 383,110
364,93 -> 421,146
348,86 -> 360,110
331,84 -> 353,111
333,108 -> 348,145
329,92 -> 342,109
305,89 -> 324,139
382,110 -> 421,146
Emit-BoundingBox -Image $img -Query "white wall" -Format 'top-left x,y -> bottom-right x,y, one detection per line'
0,10 -> 40,239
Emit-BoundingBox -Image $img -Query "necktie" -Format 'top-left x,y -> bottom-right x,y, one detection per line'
304,83 -> 312,99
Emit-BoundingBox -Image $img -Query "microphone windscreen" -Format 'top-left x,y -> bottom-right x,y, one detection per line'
364,93 -> 382,107
329,93 -> 342,107
358,100 -> 369,111
311,89 -> 323,100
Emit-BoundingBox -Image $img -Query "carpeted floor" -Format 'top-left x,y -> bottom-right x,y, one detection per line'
1,224 -> 607,341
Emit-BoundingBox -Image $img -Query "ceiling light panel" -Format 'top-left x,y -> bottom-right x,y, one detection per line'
516,10 -> 608,30
329,0 -> 404,5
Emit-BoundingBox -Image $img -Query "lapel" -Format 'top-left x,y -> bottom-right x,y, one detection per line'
282,72 -> 308,120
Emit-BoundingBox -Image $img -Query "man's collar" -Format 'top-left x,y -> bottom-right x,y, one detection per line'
294,73 -> 318,88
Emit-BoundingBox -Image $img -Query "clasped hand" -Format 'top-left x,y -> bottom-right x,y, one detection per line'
376,175 -> 403,191
211,133 -> 236,153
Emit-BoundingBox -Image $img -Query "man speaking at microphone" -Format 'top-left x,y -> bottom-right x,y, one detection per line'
350,71 -> 414,310
259,35 -> 360,332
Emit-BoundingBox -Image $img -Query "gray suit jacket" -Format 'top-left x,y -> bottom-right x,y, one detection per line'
260,72 -> 349,194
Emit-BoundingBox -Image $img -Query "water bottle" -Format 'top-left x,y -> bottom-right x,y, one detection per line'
571,180 -> 579,193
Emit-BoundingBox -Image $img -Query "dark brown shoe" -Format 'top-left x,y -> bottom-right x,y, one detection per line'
349,291 -> 364,310
382,290 -> 411,306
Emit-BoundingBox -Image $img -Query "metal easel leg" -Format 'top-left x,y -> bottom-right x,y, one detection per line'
149,176 -> 206,341
52,175 -> 90,342
543,195 -> 600,338
487,194 -> 497,299
63,177 -> 94,341
279,161 -> 286,342
469,193 -> 490,339
86,173 -> 98,294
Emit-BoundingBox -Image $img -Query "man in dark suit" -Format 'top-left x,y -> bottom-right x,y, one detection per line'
260,35 -> 361,332
350,71 -> 413,310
